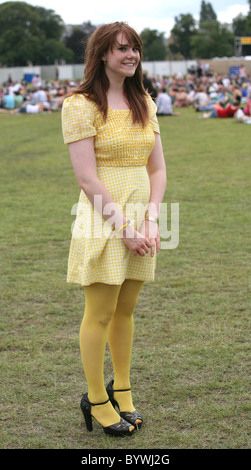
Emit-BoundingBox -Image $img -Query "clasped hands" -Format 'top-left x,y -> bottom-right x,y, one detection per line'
121,219 -> 160,257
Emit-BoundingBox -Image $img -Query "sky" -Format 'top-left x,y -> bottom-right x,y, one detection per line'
2,0 -> 250,36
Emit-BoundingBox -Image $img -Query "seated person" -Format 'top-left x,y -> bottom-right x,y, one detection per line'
243,98 -> 251,116
3,89 -> 15,109
202,96 -> 240,118
156,88 -> 179,116
10,99 -> 45,114
173,87 -> 189,107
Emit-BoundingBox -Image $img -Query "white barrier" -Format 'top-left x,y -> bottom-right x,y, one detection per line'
0,61 -> 196,83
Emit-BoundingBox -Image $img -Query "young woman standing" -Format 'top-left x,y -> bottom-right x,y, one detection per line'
62,22 -> 166,436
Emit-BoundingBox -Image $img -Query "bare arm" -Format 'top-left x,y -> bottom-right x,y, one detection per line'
146,133 -> 167,218
68,137 -> 152,256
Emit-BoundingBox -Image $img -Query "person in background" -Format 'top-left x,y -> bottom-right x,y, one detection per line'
14,91 -> 24,108
156,88 -> 179,116
173,87 -> 189,107
3,88 -> 15,110
243,97 -> 251,117
202,96 -> 240,118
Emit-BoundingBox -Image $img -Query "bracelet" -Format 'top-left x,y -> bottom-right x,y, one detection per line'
117,220 -> 131,233
145,214 -> 158,223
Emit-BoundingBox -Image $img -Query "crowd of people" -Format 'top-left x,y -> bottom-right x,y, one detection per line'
143,64 -> 251,121
1,65 -> 251,121
0,74 -> 80,114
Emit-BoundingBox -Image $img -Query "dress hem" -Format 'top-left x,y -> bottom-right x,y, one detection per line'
66,276 -> 155,287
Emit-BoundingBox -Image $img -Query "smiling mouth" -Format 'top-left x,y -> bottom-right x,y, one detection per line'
122,63 -> 136,66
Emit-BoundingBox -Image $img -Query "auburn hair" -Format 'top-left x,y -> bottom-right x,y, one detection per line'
73,22 -> 149,126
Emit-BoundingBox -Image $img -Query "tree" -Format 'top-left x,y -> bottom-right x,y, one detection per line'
170,14 -> 196,59
199,1 -> 217,26
232,2 -> 251,56
232,14 -> 249,36
140,29 -> 167,61
64,22 -> 96,63
0,2 -> 73,66
191,21 -> 234,58
191,1 -> 235,58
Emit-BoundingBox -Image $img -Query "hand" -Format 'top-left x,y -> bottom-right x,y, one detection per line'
121,224 -> 152,256
138,220 -> 160,257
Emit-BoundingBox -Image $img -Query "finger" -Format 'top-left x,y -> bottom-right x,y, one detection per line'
145,238 -> 152,248
138,245 -> 149,256
156,234 -> 161,252
150,239 -> 155,257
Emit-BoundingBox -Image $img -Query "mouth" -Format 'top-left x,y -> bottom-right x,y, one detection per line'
122,63 -> 136,67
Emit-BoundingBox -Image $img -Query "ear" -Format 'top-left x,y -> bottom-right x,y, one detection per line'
101,54 -> 107,62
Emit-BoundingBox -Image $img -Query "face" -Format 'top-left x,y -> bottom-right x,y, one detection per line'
102,32 -> 140,80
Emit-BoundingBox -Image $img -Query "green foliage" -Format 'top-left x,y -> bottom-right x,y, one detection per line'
170,14 -> 196,59
191,21 -> 234,58
140,28 -> 167,61
64,22 -> 96,63
170,0 -> 250,59
0,1 -> 73,66
199,0 -> 217,26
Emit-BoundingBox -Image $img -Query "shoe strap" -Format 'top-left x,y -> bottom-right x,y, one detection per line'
87,397 -> 110,407
113,387 -> 131,392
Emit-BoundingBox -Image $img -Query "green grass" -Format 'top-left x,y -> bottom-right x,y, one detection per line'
0,108 -> 250,449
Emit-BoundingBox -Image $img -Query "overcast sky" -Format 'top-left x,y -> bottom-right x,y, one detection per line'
3,0 -> 250,36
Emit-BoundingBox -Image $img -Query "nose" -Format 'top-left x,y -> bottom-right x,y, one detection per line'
127,48 -> 137,57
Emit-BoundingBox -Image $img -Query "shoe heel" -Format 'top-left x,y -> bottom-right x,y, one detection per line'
110,397 -> 117,409
80,397 -> 93,432
82,407 -> 93,432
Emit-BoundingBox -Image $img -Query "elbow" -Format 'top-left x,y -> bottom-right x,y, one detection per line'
78,175 -> 100,196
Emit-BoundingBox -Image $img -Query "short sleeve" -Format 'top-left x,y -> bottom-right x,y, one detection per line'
146,94 -> 160,134
61,94 -> 97,144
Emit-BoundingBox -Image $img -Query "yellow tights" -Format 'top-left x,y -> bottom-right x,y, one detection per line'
79,280 -> 143,428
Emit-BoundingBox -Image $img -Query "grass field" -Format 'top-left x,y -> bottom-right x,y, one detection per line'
0,107 -> 250,450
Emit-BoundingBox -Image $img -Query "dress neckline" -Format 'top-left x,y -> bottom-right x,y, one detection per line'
108,105 -> 131,112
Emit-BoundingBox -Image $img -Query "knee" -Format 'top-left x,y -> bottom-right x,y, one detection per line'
98,308 -> 115,327
115,298 -> 137,317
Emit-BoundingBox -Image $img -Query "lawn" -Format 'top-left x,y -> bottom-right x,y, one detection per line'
0,107 -> 250,449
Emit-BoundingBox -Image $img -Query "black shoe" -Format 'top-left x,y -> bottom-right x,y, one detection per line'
106,380 -> 143,430
80,393 -> 134,437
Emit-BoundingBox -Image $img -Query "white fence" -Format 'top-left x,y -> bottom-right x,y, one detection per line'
0,61 -> 197,83
1,58 -> 250,83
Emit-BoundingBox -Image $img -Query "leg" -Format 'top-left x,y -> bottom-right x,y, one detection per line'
80,282 -> 124,427
108,279 -> 144,413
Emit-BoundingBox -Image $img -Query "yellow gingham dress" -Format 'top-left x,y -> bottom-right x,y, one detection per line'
62,93 -> 160,286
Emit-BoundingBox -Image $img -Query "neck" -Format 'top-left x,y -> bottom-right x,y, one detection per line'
106,70 -> 125,93
105,71 -> 129,109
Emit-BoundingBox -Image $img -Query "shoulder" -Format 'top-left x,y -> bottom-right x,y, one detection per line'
61,93 -> 98,144
62,93 -> 97,113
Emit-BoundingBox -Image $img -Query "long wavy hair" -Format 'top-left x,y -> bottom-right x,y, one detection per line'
73,22 -> 149,126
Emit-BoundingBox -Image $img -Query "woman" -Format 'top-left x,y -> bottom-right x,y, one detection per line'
61,22 -> 166,437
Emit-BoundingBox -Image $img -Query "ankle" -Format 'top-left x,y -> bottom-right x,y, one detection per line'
91,401 -> 122,428
113,390 -> 135,413
113,381 -> 131,391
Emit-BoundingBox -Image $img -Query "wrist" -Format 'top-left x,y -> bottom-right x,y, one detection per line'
145,211 -> 158,223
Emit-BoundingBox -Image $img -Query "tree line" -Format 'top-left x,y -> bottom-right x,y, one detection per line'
0,1 -> 251,67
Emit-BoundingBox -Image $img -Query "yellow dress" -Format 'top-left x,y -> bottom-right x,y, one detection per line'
61,93 -> 160,286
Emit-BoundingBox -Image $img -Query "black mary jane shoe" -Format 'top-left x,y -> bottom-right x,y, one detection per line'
106,380 -> 143,430
80,393 -> 134,437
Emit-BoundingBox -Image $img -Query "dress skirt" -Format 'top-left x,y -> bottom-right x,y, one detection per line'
67,165 -> 156,286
